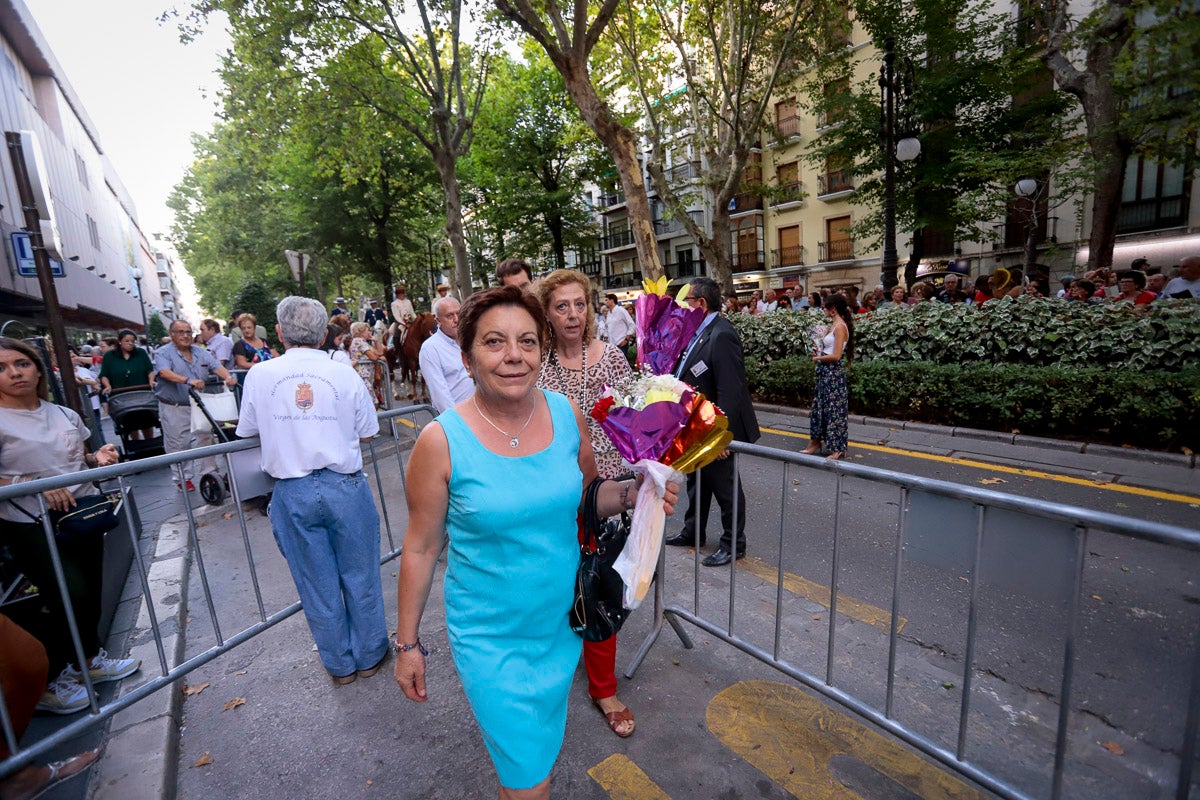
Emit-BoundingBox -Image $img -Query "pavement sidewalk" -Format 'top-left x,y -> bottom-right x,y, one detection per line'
32,407 -> 1197,800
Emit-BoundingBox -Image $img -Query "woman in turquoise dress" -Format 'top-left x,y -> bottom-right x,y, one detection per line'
394,287 -> 678,799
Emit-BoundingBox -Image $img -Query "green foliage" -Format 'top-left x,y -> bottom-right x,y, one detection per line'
231,282 -> 279,346
146,313 -> 167,343
463,51 -> 603,271
729,309 -> 828,363
853,297 -> 1200,369
747,357 -> 1200,450
732,298 -> 1200,370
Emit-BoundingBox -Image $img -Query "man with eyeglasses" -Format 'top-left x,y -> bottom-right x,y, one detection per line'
665,277 -> 760,566
154,320 -> 237,491
418,295 -> 473,414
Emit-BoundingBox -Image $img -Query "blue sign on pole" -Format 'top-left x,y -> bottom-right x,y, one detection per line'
11,231 -> 65,278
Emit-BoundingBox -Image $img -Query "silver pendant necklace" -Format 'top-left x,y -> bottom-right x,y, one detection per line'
473,396 -> 537,449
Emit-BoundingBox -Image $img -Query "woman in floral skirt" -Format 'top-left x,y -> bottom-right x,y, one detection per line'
804,293 -> 854,460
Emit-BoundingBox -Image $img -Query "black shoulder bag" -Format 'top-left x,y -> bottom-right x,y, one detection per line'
570,477 -> 631,642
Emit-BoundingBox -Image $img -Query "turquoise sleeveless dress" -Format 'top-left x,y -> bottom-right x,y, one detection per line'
438,390 -> 584,789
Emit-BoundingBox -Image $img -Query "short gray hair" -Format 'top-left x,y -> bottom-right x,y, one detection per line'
432,296 -> 457,319
276,296 -> 326,347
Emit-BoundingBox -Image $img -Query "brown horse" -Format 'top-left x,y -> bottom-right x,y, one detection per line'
385,312 -> 437,401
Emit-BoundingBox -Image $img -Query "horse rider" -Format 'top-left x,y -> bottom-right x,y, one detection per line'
390,284 -> 417,346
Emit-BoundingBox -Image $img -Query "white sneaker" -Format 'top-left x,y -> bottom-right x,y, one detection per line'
36,671 -> 89,715
65,648 -> 141,684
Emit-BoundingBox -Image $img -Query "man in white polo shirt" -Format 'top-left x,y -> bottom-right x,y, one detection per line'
418,295 -> 473,414
236,296 -> 389,685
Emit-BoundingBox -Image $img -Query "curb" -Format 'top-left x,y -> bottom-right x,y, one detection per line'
753,402 -> 1195,468
90,515 -> 192,800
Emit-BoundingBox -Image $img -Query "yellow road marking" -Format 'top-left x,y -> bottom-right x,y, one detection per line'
762,426 -> 1200,505
392,417 -> 416,429
738,556 -> 906,633
588,754 -> 671,800
708,680 -> 988,800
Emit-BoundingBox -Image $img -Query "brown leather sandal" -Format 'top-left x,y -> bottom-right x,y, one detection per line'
591,696 -> 635,738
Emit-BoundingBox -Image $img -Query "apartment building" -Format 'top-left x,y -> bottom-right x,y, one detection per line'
0,0 -> 171,339
589,4 -> 1197,299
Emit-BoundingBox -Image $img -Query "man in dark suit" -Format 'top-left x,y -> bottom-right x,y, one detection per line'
664,277 -> 761,566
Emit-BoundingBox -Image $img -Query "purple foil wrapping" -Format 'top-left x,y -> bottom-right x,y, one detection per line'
598,391 -> 695,463
635,293 -> 705,375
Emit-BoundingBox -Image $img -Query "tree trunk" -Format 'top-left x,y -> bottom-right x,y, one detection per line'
704,208 -> 735,295
1082,108 -> 1129,273
559,63 -> 663,280
433,152 -> 473,298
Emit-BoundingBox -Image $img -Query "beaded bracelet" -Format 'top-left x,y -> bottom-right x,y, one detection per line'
393,638 -> 428,656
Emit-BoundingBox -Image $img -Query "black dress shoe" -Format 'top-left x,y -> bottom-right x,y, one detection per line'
702,547 -> 745,567
665,531 -> 705,547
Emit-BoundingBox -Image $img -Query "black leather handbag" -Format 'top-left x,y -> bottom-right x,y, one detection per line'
11,490 -> 122,544
570,478 -> 631,642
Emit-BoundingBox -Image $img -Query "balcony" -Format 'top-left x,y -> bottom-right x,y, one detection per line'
728,191 -> 764,214
818,240 -> 854,262
773,115 -> 801,143
992,216 -> 1059,250
604,271 -> 639,290
654,210 -> 704,237
600,191 -> 626,209
579,258 -> 601,276
600,229 -> 635,251
770,181 -> 805,208
817,171 -> 854,198
733,250 -> 765,272
665,259 -> 706,279
772,245 -> 805,268
666,161 -> 701,184
1117,195 -> 1187,234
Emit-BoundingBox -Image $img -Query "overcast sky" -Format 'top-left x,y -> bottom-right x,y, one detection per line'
33,0 -> 229,240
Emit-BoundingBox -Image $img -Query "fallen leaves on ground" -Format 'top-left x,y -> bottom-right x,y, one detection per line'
222,512 -> 233,520
234,670 -> 247,676
221,697 -> 246,712
183,682 -> 209,697
193,753 -> 214,768
1100,741 -> 1124,755
979,477 -> 1007,485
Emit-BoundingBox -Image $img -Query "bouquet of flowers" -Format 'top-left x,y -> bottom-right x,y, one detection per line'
588,277 -> 733,608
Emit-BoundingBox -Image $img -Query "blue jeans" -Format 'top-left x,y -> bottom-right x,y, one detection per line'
269,469 -> 388,677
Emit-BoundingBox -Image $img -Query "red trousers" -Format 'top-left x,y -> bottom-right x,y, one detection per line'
583,635 -> 617,699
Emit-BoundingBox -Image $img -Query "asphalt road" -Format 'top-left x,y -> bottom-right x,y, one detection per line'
738,409 -> 1199,766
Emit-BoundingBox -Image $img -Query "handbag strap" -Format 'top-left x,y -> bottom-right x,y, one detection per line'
581,477 -> 605,553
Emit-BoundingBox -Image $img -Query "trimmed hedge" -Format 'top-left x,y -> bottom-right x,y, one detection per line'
747,357 -> 1200,450
729,296 -> 1200,370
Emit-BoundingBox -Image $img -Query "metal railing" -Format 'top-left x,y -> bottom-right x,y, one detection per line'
818,239 -> 855,262
0,403 -> 435,779
817,170 -> 854,197
627,442 -> 1200,800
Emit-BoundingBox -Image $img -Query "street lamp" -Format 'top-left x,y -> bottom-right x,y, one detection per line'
879,36 -> 921,290
130,266 -> 149,332
1014,178 -> 1043,274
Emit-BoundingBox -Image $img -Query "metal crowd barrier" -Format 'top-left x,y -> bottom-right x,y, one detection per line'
627,442 -> 1200,800
0,403 -> 434,779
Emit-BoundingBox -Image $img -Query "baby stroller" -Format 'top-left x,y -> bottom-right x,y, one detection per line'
107,385 -> 164,460
188,383 -> 273,506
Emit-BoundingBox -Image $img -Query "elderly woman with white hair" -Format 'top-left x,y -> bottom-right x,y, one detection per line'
236,296 -> 389,684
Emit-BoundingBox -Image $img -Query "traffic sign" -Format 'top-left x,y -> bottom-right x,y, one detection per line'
11,231 -> 65,277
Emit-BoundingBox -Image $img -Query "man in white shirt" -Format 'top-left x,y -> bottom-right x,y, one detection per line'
758,289 -> 779,313
390,285 -> 415,328
236,296 -> 389,686
605,293 -> 636,364
418,296 -> 473,414
1160,256 -> 1200,300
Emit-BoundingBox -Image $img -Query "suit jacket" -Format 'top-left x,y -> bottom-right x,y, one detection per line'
675,314 -> 760,444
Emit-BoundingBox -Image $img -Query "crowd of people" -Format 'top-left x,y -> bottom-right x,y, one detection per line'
5,250 -> 1193,799
731,256 -> 1199,320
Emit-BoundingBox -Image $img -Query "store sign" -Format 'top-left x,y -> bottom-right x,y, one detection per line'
11,231 -> 65,278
